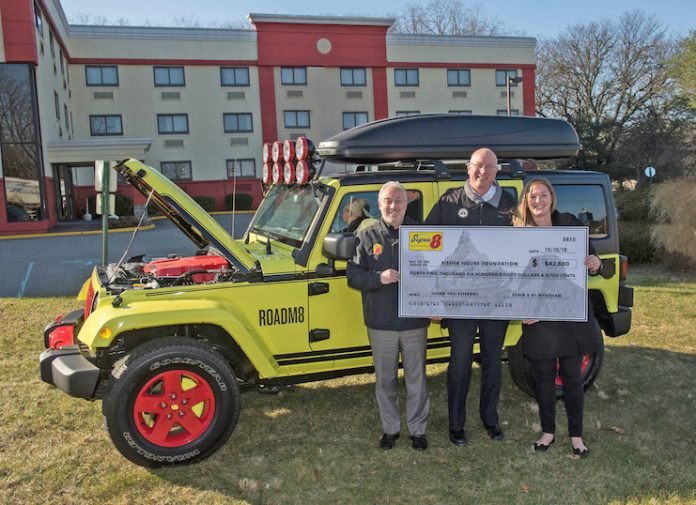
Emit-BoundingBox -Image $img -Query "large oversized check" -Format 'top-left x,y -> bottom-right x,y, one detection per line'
398,226 -> 589,321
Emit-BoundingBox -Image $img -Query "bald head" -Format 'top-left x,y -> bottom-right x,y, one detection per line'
468,148 -> 498,195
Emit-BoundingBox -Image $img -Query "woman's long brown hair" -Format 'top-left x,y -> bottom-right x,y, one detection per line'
513,177 -> 558,227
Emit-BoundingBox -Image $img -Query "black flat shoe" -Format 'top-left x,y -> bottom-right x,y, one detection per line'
533,438 -> 555,452
572,445 -> 590,457
379,433 -> 399,450
449,429 -> 468,446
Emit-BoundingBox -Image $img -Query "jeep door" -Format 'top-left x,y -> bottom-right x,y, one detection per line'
305,183 -> 441,369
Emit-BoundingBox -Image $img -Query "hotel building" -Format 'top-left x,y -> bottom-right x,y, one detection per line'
0,0 -> 536,235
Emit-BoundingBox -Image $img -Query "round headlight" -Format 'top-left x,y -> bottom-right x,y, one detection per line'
262,163 -> 272,185
272,162 -> 282,184
283,139 -> 295,163
296,160 -> 311,185
262,142 -> 272,164
283,161 -> 296,185
271,141 -> 283,163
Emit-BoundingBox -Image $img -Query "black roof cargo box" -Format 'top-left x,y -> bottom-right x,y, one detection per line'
317,114 -> 581,163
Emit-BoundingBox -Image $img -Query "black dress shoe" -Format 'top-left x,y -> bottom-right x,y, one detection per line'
411,435 -> 428,451
533,438 -> 555,452
449,429 -> 467,446
572,445 -> 590,457
486,425 -> 504,441
379,433 -> 399,450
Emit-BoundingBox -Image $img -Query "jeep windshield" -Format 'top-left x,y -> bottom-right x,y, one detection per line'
249,184 -> 323,247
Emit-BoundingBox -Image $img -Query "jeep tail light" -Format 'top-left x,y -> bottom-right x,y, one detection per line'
283,161 -> 296,185
271,141 -> 283,163
283,139 -> 295,162
620,255 -> 629,281
272,163 -> 282,184
262,143 -> 272,164
296,136 -> 314,161
296,160 -> 311,185
48,325 -> 75,349
262,163 -> 272,185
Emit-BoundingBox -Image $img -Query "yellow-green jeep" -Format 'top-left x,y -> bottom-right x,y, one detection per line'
39,115 -> 633,467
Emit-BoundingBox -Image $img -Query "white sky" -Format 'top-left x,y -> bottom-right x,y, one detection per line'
59,0 -> 694,39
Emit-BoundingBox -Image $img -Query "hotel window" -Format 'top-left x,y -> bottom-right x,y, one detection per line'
343,112 -> 369,130
449,110 -> 473,114
86,66 -> 119,86
157,114 -> 189,134
281,67 -> 307,85
340,68 -> 367,86
64,104 -> 69,129
395,111 -> 420,117
34,3 -> 43,34
154,66 -> 185,87
59,51 -> 65,75
496,69 -> 519,86
49,32 -> 55,57
54,92 -> 60,121
227,159 -> 256,177
223,113 -> 253,133
220,67 -> 250,86
160,161 -> 192,180
394,68 -> 419,86
447,69 -> 471,86
284,110 -> 310,128
497,109 -> 520,116
89,115 -> 123,136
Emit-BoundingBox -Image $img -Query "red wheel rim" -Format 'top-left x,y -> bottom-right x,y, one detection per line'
554,354 -> 591,387
133,370 -> 216,448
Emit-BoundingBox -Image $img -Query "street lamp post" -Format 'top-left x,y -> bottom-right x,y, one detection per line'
507,76 -> 523,115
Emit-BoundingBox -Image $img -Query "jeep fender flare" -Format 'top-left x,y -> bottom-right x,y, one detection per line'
77,298 -> 278,378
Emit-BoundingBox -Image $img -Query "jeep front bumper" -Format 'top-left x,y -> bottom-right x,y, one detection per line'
40,346 -> 99,399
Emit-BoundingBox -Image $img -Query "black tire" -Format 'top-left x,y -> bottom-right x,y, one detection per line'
507,336 -> 604,398
102,337 -> 240,468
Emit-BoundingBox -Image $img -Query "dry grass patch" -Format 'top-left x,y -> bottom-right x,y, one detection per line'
1,274 -> 695,504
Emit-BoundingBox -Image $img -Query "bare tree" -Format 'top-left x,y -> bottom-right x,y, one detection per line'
536,11 -> 677,177
391,0 -> 507,36
68,13 -> 110,25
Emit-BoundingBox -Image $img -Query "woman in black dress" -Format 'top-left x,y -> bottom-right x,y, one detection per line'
514,178 -> 602,457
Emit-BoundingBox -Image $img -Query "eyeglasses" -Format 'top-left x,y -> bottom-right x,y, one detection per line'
469,163 -> 498,171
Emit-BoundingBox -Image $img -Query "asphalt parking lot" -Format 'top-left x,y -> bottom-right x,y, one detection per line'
0,213 -> 252,297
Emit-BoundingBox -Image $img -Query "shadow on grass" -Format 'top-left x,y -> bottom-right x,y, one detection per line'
153,344 -> 696,505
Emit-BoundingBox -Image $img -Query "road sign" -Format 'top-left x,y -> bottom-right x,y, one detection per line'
95,160 -> 118,191
644,166 -> 656,178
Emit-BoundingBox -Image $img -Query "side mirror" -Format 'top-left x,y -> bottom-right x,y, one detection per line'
322,232 -> 357,261
316,233 -> 357,277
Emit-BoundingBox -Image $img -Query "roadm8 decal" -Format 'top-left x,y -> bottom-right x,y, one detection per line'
259,306 -> 306,326
409,232 -> 443,251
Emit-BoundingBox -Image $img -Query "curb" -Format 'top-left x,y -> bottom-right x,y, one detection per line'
0,210 -> 254,240
0,223 -> 156,240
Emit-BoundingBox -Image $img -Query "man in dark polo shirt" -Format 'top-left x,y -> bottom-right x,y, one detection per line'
425,147 -> 516,446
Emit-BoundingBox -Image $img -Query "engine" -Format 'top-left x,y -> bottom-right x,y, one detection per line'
104,253 -> 234,289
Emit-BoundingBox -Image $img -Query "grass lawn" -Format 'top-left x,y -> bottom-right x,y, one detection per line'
0,265 -> 694,505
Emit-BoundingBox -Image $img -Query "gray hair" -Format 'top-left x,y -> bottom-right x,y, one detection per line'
378,181 -> 407,201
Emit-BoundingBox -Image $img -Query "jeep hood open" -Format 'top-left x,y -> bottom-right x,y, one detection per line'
114,158 -> 257,273
317,114 -> 582,164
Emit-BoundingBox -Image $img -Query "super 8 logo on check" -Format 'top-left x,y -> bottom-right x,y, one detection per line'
409,232 -> 443,251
